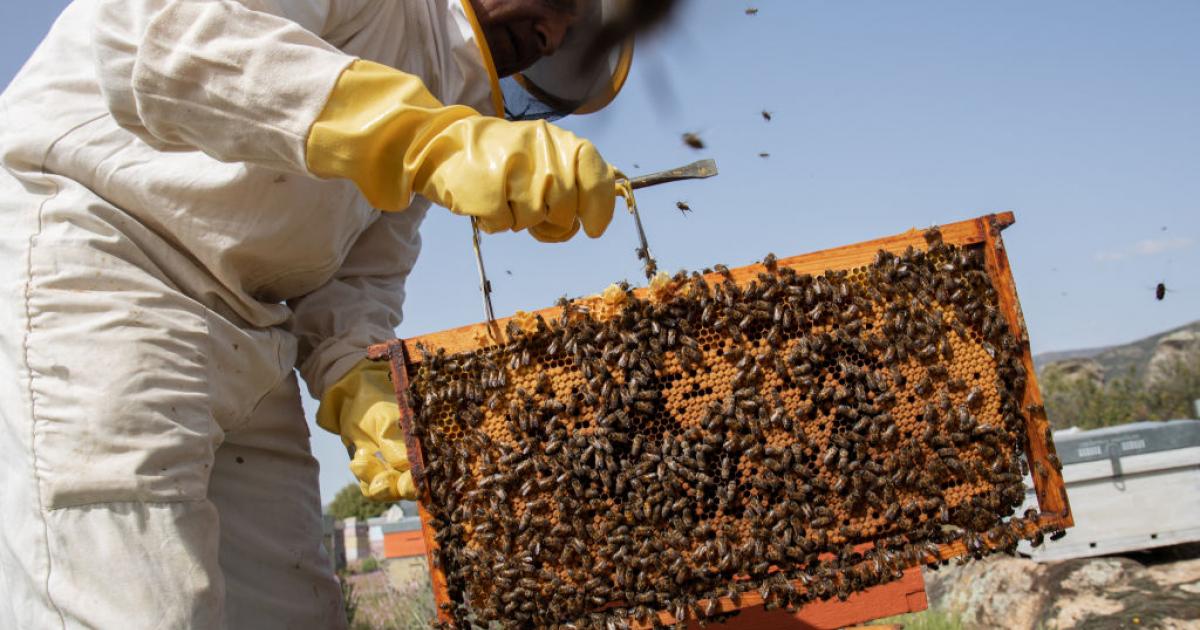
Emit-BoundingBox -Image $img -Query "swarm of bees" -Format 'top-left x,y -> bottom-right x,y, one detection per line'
410,228 -> 1064,629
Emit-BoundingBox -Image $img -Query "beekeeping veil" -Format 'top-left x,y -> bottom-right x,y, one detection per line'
460,0 -> 634,121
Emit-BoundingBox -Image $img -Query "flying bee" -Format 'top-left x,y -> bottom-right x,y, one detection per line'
676,201 -> 692,215
682,132 -> 706,149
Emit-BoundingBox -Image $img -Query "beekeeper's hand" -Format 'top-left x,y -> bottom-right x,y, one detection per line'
307,60 -> 616,243
317,358 -> 416,501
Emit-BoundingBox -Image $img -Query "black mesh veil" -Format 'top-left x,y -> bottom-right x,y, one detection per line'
500,77 -> 567,122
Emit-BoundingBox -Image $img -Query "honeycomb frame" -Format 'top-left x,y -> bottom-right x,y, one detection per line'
368,212 -> 1072,628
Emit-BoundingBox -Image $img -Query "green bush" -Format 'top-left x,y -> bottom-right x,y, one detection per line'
360,556 -> 380,573
1042,351 -> 1200,429
327,483 -> 392,520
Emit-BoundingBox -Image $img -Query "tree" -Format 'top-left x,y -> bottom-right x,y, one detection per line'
327,483 -> 391,520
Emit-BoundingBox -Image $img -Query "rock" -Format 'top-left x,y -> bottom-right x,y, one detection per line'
923,556 -> 1046,629
1042,359 -> 1105,388
923,551 -> 1200,629
1058,557 -> 1138,591
1146,330 -> 1200,385
1146,557 -> 1200,588
1048,592 -> 1125,629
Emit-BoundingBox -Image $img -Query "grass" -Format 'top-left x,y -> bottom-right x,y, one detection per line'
879,609 -> 967,630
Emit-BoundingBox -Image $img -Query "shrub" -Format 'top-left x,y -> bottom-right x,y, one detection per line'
1041,350 -> 1200,429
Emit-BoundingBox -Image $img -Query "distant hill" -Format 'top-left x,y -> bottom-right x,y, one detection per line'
1034,319 -> 1200,383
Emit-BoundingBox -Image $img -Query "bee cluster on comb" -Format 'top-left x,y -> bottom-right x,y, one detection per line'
405,226 -> 1066,629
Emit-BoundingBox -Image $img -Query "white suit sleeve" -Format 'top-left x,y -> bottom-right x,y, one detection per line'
288,201 -> 430,398
91,0 -> 378,173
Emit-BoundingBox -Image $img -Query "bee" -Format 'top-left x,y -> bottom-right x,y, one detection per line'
682,132 -> 705,150
966,387 -> 984,410
1033,460 -> 1048,479
675,200 -> 692,215
745,7 -> 759,15
940,336 -> 954,360
923,225 -> 944,246
760,109 -> 771,121
1156,282 -> 1167,301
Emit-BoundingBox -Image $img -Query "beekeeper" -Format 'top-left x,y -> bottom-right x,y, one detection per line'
0,0 -> 633,627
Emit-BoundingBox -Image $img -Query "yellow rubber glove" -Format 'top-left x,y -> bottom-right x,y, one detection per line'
307,60 -> 615,243
317,359 -> 417,501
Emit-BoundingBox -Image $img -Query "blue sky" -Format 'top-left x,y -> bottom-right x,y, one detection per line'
4,1 -> 1197,503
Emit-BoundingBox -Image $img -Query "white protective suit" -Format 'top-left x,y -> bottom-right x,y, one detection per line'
0,0 -> 499,627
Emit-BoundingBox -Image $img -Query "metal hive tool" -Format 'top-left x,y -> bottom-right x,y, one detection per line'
368,213 -> 1073,629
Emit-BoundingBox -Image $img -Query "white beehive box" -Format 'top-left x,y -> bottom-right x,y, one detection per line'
1019,419 -> 1200,561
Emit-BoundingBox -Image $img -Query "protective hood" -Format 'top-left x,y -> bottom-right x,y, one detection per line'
456,0 -> 633,121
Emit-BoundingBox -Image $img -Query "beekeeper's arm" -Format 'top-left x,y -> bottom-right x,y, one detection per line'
93,0 -> 616,239
298,58 -> 619,501
93,0 -> 362,173
288,207 -> 426,501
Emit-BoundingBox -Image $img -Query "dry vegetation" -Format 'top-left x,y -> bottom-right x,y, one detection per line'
1041,351 -> 1200,430
343,568 -> 436,630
